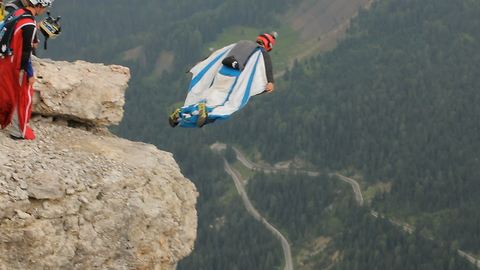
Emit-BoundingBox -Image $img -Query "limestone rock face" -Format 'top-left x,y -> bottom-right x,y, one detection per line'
32,57 -> 130,127
0,58 -> 198,270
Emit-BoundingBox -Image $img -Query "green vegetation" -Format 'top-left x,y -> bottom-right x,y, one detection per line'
230,160 -> 255,181
246,171 -> 475,269
41,0 -> 480,268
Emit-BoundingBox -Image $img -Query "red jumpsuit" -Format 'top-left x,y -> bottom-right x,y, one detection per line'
0,8 -> 36,139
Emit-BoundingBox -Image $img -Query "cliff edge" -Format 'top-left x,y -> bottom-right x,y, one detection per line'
0,57 -> 198,270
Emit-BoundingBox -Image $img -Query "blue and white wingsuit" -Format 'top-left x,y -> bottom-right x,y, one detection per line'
171,40 -> 271,128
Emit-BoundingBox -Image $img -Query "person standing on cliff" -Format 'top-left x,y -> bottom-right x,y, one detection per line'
5,0 -> 42,55
0,0 -> 53,140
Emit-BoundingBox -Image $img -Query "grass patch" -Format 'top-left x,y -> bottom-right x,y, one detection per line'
230,159 -> 256,181
202,26 -> 263,57
294,237 -> 333,270
362,181 -> 392,204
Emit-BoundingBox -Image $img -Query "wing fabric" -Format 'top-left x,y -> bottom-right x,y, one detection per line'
176,45 -> 268,128
184,44 -> 235,106
209,50 -> 267,119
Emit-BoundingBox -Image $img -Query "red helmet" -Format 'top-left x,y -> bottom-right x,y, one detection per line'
257,32 -> 277,51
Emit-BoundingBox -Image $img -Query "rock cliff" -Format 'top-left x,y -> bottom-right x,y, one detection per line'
0,57 -> 198,270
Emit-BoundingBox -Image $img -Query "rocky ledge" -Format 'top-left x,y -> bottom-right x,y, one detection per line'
0,57 -> 198,270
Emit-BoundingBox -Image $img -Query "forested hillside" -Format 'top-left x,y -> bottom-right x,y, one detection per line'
39,0 -> 480,269
203,0 -> 480,267
204,0 -> 480,259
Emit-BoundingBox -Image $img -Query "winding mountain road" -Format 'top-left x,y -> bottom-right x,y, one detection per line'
211,143 -> 293,270
211,143 -> 480,269
210,142 -> 364,269
229,144 -> 364,205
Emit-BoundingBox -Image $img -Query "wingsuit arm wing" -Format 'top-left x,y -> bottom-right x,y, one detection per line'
184,44 -> 235,106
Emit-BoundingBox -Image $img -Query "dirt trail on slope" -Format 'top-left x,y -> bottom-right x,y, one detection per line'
278,0 -> 376,74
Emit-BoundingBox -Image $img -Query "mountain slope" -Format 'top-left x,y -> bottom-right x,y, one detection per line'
279,0 -> 375,70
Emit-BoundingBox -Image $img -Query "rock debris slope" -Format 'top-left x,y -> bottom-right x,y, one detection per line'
0,57 -> 198,270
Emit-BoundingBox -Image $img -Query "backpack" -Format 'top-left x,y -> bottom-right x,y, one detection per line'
222,40 -> 260,70
0,11 -> 33,57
